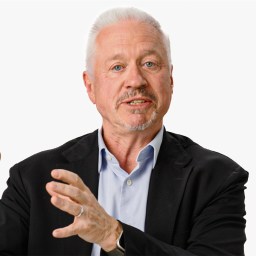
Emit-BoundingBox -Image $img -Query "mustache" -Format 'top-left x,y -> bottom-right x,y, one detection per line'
116,87 -> 157,106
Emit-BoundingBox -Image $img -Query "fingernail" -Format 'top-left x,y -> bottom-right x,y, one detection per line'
50,182 -> 57,189
52,230 -> 58,237
51,169 -> 59,178
51,195 -> 59,204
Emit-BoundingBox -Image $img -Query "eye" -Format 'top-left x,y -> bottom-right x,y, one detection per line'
112,65 -> 123,72
144,61 -> 155,68
142,60 -> 161,72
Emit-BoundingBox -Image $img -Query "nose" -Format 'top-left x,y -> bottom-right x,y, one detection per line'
124,64 -> 147,89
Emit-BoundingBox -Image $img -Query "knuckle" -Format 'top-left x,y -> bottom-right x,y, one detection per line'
82,221 -> 89,230
70,225 -> 78,235
74,173 -> 80,184
73,187 -> 82,199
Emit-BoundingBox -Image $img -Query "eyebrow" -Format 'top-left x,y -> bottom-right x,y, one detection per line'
140,50 -> 161,59
105,49 -> 162,64
106,54 -> 124,62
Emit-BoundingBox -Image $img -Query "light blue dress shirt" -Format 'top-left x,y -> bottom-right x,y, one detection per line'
91,127 -> 164,256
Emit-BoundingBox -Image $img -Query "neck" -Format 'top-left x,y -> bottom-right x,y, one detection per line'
101,123 -> 162,173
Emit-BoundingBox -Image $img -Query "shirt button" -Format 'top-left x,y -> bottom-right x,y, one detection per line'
107,155 -> 112,161
127,179 -> 133,186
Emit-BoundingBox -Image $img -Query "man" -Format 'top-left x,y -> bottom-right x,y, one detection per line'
0,7 -> 248,256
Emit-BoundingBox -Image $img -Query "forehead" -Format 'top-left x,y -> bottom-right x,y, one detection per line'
95,20 -> 165,57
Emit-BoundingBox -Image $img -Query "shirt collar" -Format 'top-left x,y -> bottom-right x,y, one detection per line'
97,126 -> 164,172
147,126 -> 164,167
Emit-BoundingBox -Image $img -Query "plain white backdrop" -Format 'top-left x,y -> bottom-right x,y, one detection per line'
0,0 -> 255,255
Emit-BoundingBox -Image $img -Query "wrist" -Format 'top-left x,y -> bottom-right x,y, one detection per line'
100,220 -> 123,252
107,230 -> 125,256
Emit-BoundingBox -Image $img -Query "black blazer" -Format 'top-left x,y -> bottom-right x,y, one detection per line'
0,130 -> 248,256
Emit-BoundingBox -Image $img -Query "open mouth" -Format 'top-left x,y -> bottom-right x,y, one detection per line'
128,100 -> 147,105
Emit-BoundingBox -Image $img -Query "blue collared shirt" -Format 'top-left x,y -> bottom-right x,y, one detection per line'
91,127 -> 164,256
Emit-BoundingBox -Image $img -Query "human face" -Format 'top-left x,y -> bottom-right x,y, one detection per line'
84,20 -> 173,133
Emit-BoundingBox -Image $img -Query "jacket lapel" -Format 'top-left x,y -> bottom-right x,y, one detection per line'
145,131 -> 193,244
55,130 -> 99,255
61,130 -> 99,198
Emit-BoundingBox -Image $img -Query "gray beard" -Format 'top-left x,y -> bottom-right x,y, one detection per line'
120,110 -> 158,131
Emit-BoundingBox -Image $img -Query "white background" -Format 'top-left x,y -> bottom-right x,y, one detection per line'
0,0 -> 255,255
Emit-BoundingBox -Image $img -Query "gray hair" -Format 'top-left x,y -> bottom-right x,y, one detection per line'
85,7 -> 171,74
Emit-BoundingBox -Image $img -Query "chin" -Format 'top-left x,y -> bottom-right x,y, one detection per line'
122,111 -> 158,132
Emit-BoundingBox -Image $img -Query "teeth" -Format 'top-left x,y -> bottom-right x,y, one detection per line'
129,100 -> 146,105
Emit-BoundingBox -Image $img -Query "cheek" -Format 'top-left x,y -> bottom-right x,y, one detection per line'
156,76 -> 172,98
96,76 -> 124,102
94,86 -> 116,111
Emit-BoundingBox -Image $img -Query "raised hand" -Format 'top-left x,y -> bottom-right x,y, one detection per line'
46,169 -> 122,252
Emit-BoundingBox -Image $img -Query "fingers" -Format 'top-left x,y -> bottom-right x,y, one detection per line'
51,169 -> 87,191
46,169 -> 93,205
46,169 -> 117,244
45,169 -> 90,222
50,195 -> 84,217
52,223 -> 77,238
46,181 -> 85,204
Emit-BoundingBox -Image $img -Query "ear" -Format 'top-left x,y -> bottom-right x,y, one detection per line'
170,65 -> 174,93
83,71 -> 96,104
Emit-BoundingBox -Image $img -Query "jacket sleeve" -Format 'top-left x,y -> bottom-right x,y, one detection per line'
121,167 -> 248,256
0,164 -> 30,255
